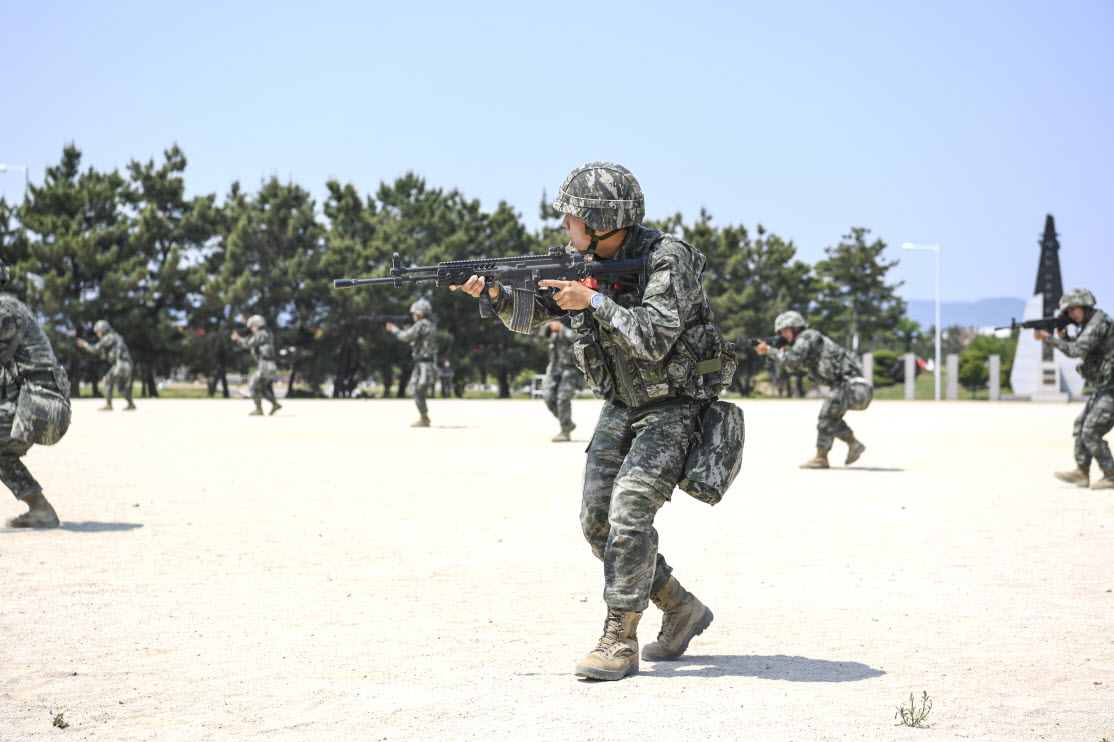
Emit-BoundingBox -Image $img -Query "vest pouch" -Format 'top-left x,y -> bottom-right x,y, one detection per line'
11,379 -> 71,446
573,337 -> 614,400
844,376 -> 873,411
678,400 -> 744,505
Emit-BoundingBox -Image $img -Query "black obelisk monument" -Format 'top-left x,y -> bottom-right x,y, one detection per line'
1035,214 -> 1063,319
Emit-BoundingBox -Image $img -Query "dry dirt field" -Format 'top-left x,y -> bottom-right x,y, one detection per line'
1,397 -> 1111,741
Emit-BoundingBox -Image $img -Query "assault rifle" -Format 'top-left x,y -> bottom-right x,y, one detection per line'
995,316 -> 1072,333
364,313 -> 413,327
334,247 -> 650,333
748,335 -> 787,349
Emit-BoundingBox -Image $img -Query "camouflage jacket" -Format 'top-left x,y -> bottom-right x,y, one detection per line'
236,328 -> 276,363
1048,308 -> 1114,390
390,317 -> 437,362
82,330 -> 132,366
0,294 -> 66,400
546,325 -> 578,371
491,225 -> 734,407
770,328 -> 862,385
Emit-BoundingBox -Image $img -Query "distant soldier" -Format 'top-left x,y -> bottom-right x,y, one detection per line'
438,359 -> 454,399
0,260 -> 67,528
231,315 -> 282,416
1036,288 -> 1114,489
387,298 -> 437,427
76,320 -> 136,411
541,318 -> 580,442
755,311 -> 872,468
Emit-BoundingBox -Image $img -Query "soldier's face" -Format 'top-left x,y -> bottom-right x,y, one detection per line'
562,215 -> 592,253
1067,307 -> 1085,323
548,321 -> 562,332
779,328 -> 796,343
96,330 -> 105,338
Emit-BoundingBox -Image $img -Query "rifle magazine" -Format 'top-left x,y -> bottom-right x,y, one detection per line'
509,289 -> 534,334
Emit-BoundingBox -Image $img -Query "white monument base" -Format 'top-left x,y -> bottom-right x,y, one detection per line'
1031,361 -> 1069,402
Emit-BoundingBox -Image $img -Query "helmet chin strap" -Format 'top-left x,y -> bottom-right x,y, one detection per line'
583,226 -> 621,260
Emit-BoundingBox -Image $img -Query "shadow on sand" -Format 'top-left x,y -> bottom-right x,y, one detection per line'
59,521 -> 144,533
637,654 -> 885,682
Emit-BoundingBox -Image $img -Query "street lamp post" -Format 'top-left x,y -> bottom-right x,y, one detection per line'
0,163 -> 29,194
901,242 -> 942,401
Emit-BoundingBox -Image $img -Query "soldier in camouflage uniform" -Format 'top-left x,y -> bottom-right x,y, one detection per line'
0,260 -> 63,528
755,311 -> 872,468
387,299 -> 437,428
541,318 -> 581,442
231,315 -> 282,416
454,162 -> 736,681
1036,288 -> 1114,490
76,319 -> 136,411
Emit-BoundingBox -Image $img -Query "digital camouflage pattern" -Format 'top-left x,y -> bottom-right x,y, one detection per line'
1059,288 -> 1097,314
582,398 -> 702,611
493,226 -> 735,408
770,328 -> 872,452
774,310 -> 806,332
491,219 -> 739,613
0,293 -> 69,499
236,328 -> 279,406
81,326 -> 134,403
1048,306 -> 1114,473
679,400 -> 745,505
551,162 -> 645,232
409,298 -> 432,316
543,324 -> 580,430
390,317 -> 438,415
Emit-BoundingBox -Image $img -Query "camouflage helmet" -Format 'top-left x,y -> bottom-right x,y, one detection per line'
1058,288 -> 1096,314
774,310 -> 807,332
0,258 -> 8,288
246,314 -> 266,329
409,298 -> 432,316
551,162 -> 645,233
93,319 -> 112,334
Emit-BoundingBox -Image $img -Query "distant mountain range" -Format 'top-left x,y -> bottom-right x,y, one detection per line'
904,297 -> 1026,329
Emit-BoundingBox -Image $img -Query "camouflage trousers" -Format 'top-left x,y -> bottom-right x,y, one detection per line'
409,361 -> 437,415
103,361 -> 133,403
542,366 -> 579,430
0,399 -> 41,501
249,360 -> 278,405
1073,390 -> 1114,474
582,398 -> 701,612
817,377 -> 873,452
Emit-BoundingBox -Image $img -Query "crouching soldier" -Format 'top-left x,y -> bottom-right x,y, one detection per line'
755,311 -> 872,468
0,260 -> 69,528
1037,288 -> 1114,490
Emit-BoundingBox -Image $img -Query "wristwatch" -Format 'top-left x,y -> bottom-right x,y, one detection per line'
589,293 -> 605,311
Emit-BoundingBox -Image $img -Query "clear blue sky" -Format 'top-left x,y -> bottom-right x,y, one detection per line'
2,0 -> 1111,305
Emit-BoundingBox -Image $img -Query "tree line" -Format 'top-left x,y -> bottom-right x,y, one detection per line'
1,145 -> 915,398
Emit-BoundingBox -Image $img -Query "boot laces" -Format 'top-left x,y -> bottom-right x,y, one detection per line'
658,609 -> 680,642
594,612 -> 627,654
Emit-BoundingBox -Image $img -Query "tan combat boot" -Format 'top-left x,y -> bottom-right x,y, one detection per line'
575,609 -> 641,681
1053,468 -> 1090,487
1092,471 -> 1114,490
551,428 -> 572,443
269,401 -> 282,416
249,403 -> 264,416
6,492 -> 59,529
845,437 -> 866,465
800,450 -> 830,469
642,576 -> 713,661
98,400 -> 113,411
123,400 -> 137,411
411,414 -> 430,428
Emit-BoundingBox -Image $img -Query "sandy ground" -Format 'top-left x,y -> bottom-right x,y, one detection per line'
0,396 -> 1111,741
